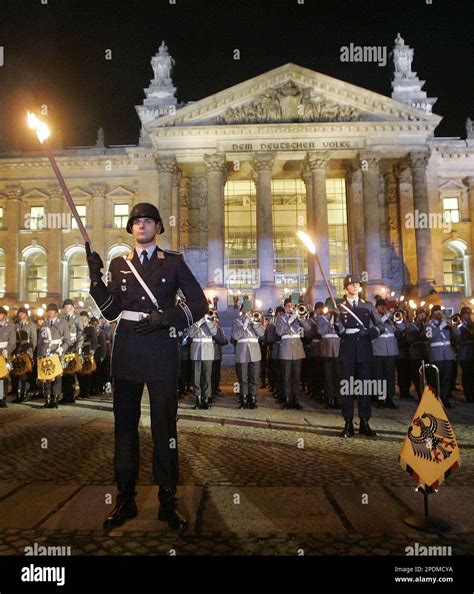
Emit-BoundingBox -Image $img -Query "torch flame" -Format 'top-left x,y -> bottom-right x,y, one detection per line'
408,300 -> 417,309
296,230 -> 316,254
27,112 -> 50,144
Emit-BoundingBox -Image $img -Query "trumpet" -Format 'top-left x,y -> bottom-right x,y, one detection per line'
391,310 -> 407,323
206,309 -> 219,323
450,313 -> 462,327
251,311 -> 264,324
296,303 -> 310,318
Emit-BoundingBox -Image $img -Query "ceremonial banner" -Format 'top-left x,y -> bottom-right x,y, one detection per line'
399,385 -> 460,490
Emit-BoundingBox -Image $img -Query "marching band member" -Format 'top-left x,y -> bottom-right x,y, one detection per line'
301,302 -> 324,402
266,306 -> 284,403
0,307 -> 16,408
60,299 -> 84,404
231,309 -> 265,409
77,311 -> 98,399
334,275 -> 385,438
211,313 -> 228,399
392,307 -> 412,400
189,311 -> 218,409
371,299 -> 399,409
425,305 -> 459,408
37,304 -> 71,409
458,306 -> 474,402
407,306 -> 429,400
12,306 -> 37,403
275,298 -> 306,410
317,298 -> 341,409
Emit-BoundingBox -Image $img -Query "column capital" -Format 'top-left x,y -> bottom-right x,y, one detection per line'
358,151 -> 380,171
5,184 -> 23,200
394,163 -> 412,184
89,182 -> 108,196
203,153 -> 227,174
307,151 -> 330,170
47,186 -> 64,201
463,176 -> 474,190
345,160 -> 362,183
253,152 -> 275,172
154,153 -> 178,173
301,163 -> 312,185
408,150 -> 431,171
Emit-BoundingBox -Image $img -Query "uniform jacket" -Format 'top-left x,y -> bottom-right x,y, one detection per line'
231,316 -> 264,363
37,317 -> 71,358
371,315 -> 399,357
82,325 -> 98,356
302,317 -> 321,358
189,317 -> 217,361
393,319 -> 410,359
316,314 -> 340,358
0,321 -> 17,356
458,321 -> 474,361
14,320 -> 37,356
265,322 -> 280,359
335,298 -> 385,363
407,321 -> 429,360
275,313 -> 306,360
90,246 -> 208,382
426,320 -> 458,362
61,313 -> 84,353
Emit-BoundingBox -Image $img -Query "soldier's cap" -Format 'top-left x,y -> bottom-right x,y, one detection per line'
275,306 -> 285,314
343,274 -> 361,287
460,306 -> 472,315
0,306 -> 8,315
46,303 -> 58,312
126,202 -> 164,235
415,306 -> 427,315
431,305 -> 442,313
314,302 -> 324,309
375,298 -> 387,307
79,311 -> 89,317
283,297 -> 292,306
90,317 -> 99,324
63,299 -> 74,307
17,306 -> 28,314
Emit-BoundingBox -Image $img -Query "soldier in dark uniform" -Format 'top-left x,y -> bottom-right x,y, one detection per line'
458,306 -> 474,402
76,311 -> 98,399
335,275 -> 385,438
86,203 -> 207,531
407,306 -> 429,400
0,307 -> 17,408
393,308 -> 412,399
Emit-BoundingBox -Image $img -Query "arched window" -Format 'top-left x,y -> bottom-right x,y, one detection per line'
443,241 -> 467,294
106,244 -> 133,273
23,246 -> 48,302
64,246 -> 88,300
0,249 -> 5,297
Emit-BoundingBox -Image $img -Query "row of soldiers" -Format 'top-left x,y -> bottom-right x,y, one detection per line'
0,300 -> 113,408
178,276 -> 474,436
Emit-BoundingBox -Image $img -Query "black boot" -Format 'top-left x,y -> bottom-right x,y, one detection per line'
0,398 -> 7,408
42,395 -> 52,409
158,486 -> 188,531
200,397 -> 210,410
359,417 -> 377,437
103,485 -> 138,531
248,395 -> 257,409
341,417 -> 354,438
51,395 -> 58,409
239,394 -> 248,409
12,388 -> 22,403
291,395 -> 303,410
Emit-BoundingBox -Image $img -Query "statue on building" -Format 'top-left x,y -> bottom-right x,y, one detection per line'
96,127 -> 105,148
466,118 -> 473,139
392,33 -> 415,80
152,41 -> 175,84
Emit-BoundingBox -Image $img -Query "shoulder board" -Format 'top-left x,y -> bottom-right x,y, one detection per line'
360,299 -> 366,303
125,251 -> 134,260
163,249 -> 182,256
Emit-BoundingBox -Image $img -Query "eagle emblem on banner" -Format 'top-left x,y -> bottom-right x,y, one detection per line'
399,385 -> 460,490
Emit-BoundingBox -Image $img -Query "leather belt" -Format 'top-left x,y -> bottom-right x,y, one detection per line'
282,334 -> 301,339
345,328 -> 360,334
193,337 -> 212,342
431,341 -> 449,347
239,338 -> 258,343
121,310 -> 150,321
311,339 -> 321,343
323,333 -> 338,338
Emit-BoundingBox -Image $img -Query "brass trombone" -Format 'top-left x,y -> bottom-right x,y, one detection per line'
296,303 -> 310,318
450,313 -> 462,327
391,310 -> 407,323
251,311 -> 264,324
206,309 -> 219,323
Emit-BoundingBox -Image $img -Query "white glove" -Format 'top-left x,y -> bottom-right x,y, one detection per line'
2,349 -> 8,358
78,348 -> 82,355
56,347 -> 63,356
288,313 -> 297,324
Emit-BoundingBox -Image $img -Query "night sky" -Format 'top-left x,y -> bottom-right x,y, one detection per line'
0,0 -> 472,149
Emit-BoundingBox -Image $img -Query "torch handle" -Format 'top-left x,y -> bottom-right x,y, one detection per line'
314,251 -> 338,308
43,141 -> 92,247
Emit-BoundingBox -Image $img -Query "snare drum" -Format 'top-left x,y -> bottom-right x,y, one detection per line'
10,353 -> 33,376
62,353 -> 83,375
37,354 -> 63,382
0,355 -> 10,380
80,354 -> 97,375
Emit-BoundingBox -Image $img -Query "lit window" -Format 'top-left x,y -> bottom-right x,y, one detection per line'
71,205 -> 87,229
30,206 -> 45,230
114,204 -> 129,228
26,250 -> 47,301
443,197 -> 459,224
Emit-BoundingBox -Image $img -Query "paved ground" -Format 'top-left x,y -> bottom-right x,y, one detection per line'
0,367 -> 473,556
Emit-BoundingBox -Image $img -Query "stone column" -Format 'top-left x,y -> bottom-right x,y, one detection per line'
155,155 -> 178,251
465,176 -> 474,296
360,152 -> 385,298
409,151 -> 435,296
345,162 -> 365,277
4,185 -> 22,300
204,153 -> 227,309
47,187 -> 63,302
395,164 -> 417,290
171,167 -> 181,251
302,164 -> 316,305
90,183 -> 106,258
308,151 -> 335,302
253,153 -> 279,310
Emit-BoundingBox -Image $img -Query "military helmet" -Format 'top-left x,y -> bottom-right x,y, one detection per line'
343,274 -> 362,288
126,203 -> 164,235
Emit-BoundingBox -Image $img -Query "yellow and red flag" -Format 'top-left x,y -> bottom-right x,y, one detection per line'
399,385 -> 460,490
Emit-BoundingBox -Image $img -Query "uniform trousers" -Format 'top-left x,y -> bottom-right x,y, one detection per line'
281,359 -> 302,404
460,361 -> 474,401
339,360 -> 372,419
372,356 -> 396,404
236,361 -> 260,397
192,360 -> 212,401
113,377 -> 179,489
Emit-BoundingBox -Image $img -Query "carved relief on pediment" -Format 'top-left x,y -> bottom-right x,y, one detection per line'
217,80 -> 361,125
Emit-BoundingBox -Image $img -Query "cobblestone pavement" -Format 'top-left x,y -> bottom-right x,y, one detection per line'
0,366 -> 473,556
